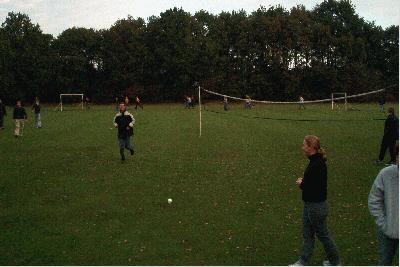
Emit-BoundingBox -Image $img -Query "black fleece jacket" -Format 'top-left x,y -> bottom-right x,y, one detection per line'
300,153 -> 327,203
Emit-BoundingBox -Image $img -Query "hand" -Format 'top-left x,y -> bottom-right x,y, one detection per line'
296,177 -> 303,186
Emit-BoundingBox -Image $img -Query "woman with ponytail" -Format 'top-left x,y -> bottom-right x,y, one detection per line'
290,135 -> 341,266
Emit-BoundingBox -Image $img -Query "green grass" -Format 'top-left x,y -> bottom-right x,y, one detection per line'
0,103 -> 398,265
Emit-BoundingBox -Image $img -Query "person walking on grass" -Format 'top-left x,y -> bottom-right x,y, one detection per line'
13,100 -> 27,138
32,97 -> 41,128
135,96 -> 143,110
291,135 -> 340,266
223,96 -> 229,111
376,107 -> 399,165
0,99 -> 6,130
378,96 -> 386,113
114,102 -> 135,161
299,96 -> 306,110
369,144 -> 398,266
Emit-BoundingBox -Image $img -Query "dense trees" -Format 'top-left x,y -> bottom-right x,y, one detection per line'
0,0 -> 398,103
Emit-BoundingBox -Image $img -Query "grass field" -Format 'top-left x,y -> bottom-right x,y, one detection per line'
0,102 -> 398,265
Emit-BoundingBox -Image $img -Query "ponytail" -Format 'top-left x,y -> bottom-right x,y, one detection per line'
305,135 -> 327,161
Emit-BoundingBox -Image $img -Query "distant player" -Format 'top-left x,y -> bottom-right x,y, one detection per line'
376,107 -> 399,165
378,96 -> 386,113
114,102 -> 135,161
245,95 -> 252,109
0,99 -> 6,130
124,96 -> 130,109
190,95 -> 195,108
85,96 -> 91,109
135,96 -> 143,110
13,100 -> 27,137
299,96 -> 305,110
187,96 -> 192,109
223,96 -> 229,111
32,97 -> 42,128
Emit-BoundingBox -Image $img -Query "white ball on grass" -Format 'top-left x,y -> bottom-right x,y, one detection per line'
167,198 -> 173,204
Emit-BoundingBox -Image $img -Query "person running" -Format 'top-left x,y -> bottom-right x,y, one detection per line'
0,99 -> 6,130
135,96 -> 143,110
368,144 -> 398,266
32,97 -> 42,128
223,96 -> 229,111
291,135 -> 340,266
376,107 -> 399,165
13,100 -> 27,138
299,96 -> 306,110
113,102 -> 135,161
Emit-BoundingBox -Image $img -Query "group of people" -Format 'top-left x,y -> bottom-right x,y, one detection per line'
0,97 -> 42,137
115,95 -> 144,111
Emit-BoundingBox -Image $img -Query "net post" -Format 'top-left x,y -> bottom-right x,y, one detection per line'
331,93 -> 333,110
81,94 -> 83,109
199,85 -> 202,137
345,93 -> 347,111
60,94 -> 63,112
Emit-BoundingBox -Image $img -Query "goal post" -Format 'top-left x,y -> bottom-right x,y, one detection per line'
59,94 -> 84,111
331,92 -> 347,111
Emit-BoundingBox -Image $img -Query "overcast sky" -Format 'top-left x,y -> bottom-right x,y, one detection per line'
0,0 -> 398,36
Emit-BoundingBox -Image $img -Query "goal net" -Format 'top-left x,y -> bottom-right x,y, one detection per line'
58,94 -> 84,111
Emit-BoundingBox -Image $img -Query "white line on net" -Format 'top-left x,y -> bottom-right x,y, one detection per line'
202,85 -> 396,104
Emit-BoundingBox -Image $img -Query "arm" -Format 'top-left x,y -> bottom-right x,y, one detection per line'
368,172 -> 386,230
113,114 -> 118,128
128,113 -> 135,128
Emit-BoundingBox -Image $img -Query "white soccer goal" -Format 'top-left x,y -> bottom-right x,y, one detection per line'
59,94 -> 84,111
331,92 -> 347,110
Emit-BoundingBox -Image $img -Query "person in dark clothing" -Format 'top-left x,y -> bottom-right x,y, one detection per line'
113,102 -> 135,161
32,97 -> 41,128
134,96 -> 143,110
378,97 -> 386,113
291,135 -> 340,266
13,100 -> 27,137
376,107 -> 399,165
0,99 -> 6,130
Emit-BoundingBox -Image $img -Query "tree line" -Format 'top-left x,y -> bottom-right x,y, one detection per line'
0,0 -> 398,104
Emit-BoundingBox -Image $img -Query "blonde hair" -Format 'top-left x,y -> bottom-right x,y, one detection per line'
304,135 -> 327,161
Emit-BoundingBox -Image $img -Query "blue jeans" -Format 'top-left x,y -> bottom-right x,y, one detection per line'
378,229 -> 399,265
300,202 -> 340,265
118,137 -> 133,159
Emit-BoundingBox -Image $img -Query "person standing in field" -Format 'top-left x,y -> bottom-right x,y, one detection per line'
376,107 -> 399,165
0,99 -> 6,130
124,96 -> 130,109
245,95 -> 252,109
135,96 -> 143,110
223,96 -> 229,111
114,102 -> 135,161
187,96 -> 192,109
368,144 -> 398,265
291,135 -> 340,266
32,97 -> 41,128
378,96 -> 386,113
13,100 -> 27,138
299,96 -> 306,110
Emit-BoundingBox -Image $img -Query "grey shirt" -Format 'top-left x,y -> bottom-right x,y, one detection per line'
368,164 -> 399,239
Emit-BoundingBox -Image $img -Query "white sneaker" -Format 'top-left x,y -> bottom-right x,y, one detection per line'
323,260 -> 341,266
289,260 -> 305,266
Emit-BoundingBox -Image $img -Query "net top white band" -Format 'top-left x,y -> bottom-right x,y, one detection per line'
202,85 -> 396,104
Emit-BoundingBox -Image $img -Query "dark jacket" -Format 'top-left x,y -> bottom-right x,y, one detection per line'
0,103 -> 6,117
114,111 -> 135,139
32,103 -> 40,114
384,114 -> 399,140
300,153 -> 327,203
13,107 -> 27,120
